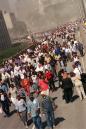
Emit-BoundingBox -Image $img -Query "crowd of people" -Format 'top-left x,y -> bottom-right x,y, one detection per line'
0,20 -> 86,129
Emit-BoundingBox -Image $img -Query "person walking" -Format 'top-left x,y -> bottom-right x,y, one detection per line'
38,71 -> 49,96
70,72 -> 86,101
27,94 -> 43,129
15,95 -> 28,128
21,74 -> 30,96
40,93 -> 55,129
0,90 -> 10,117
45,69 -> 56,91
9,84 -> 17,107
61,71 -> 73,103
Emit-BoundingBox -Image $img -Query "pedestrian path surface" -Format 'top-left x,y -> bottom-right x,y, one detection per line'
0,82 -> 86,129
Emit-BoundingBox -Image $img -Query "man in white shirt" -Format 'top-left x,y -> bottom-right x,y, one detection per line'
73,65 -> 81,78
16,95 -> 28,128
36,64 -> 44,73
14,64 -> 20,72
19,67 -> 26,79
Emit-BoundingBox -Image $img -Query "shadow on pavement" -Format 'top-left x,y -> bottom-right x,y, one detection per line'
43,117 -> 65,128
71,95 -> 79,102
55,117 -> 65,126
52,97 -> 58,101
10,110 -> 17,116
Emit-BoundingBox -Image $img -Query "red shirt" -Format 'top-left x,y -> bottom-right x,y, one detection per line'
21,79 -> 30,89
38,79 -> 49,91
45,71 -> 53,80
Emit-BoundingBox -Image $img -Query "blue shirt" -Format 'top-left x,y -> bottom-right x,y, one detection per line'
27,98 -> 39,117
0,84 -> 9,93
55,48 -> 61,55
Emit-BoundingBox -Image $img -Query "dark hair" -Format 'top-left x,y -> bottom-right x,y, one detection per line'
70,72 -> 75,77
24,73 -> 27,78
29,93 -> 34,101
37,71 -> 44,78
10,84 -> 15,87
0,89 -> 4,94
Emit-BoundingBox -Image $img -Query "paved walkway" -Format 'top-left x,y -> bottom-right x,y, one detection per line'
0,30 -> 86,129
0,82 -> 86,129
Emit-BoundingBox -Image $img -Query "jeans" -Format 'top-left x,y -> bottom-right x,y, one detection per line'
32,115 -> 43,129
45,111 -> 55,129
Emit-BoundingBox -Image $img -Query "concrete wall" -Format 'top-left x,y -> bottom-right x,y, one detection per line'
0,11 -> 11,49
3,12 -> 13,29
10,0 -> 85,32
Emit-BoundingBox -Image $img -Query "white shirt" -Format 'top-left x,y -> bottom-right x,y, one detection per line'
5,72 -> 10,79
73,57 -> 79,63
72,45 -> 77,52
32,75 -> 37,83
19,69 -> 25,79
44,64 -> 51,71
27,57 -> 32,64
19,69 -> 26,75
8,59 -> 12,64
78,65 -> 82,74
14,66 -> 20,71
14,70 -> 19,76
1,73 -> 6,81
73,68 -> 81,78
1,95 -> 5,101
0,68 -> 4,73
15,99 -> 26,112
9,87 -> 17,98
68,41 -> 71,46
36,66 -> 44,72
65,48 -> 71,54
11,71 -> 15,78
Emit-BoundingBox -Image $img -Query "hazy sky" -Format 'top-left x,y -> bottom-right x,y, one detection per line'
0,0 -> 84,32
0,0 -> 10,11
0,0 -> 18,12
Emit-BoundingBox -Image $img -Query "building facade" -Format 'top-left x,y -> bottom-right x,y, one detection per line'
0,11 -> 11,49
3,12 -> 14,29
3,11 -> 28,41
